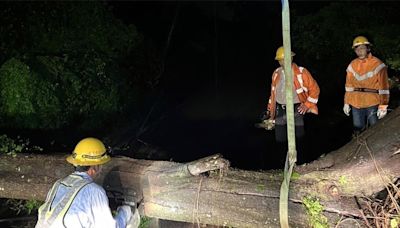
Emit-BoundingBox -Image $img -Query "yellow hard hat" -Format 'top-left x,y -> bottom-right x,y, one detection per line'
275,46 -> 295,61
352,36 -> 371,48
66,137 -> 111,166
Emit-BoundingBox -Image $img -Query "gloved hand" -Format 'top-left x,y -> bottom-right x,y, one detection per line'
126,205 -> 141,228
343,104 -> 351,116
377,105 -> 388,119
117,205 -> 132,223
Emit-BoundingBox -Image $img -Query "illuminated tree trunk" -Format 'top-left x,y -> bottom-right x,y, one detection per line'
0,107 -> 400,227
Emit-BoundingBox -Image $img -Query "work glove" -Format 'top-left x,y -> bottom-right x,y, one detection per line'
126,205 -> 141,228
117,205 -> 132,224
343,104 -> 351,116
377,105 -> 388,119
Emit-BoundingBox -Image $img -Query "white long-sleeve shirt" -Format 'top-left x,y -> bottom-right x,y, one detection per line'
36,172 -> 129,228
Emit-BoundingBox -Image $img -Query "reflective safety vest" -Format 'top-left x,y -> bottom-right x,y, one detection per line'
344,53 -> 390,108
267,63 -> 320,120
36,174 -> 92,228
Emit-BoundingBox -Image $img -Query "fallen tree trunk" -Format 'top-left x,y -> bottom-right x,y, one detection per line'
1,108 -> 400,227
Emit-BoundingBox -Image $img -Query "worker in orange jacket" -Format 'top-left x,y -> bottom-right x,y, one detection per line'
266,46 -> 320,144
343,36 -> 390,134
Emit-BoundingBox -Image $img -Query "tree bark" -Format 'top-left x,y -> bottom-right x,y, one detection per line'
1,108 -> 400,227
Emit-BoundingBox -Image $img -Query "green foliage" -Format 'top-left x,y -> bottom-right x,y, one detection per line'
0,58 -> 65,128
0,2 -> 140,59
291,171 -> 301,180
338,175 -> 348,186
292,2 -> 400,99
0,134 -> 42,156
302,196 -> 329,228
391,216 -> 399,228
293,2 -> 400,65
24,199 -> 42,215
0,134 -> 28,157
139,216 -> 151,228
0,58 -> 35,126
0,2 -> 149,130
6,199 -> 42,215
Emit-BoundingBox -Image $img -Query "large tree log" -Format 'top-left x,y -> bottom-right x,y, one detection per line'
1,108 -> 400,227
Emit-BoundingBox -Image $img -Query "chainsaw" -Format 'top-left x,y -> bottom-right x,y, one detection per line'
255,110 -> 275,130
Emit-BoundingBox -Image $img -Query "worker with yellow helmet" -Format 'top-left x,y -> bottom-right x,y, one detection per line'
343,36 -> 390,134
36,137 -> 140,228
262,46 -> 320,165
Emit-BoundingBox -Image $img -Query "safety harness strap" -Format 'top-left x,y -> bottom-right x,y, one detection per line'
37,174 -> 92,227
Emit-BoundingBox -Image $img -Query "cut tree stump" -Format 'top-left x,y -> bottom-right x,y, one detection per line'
1,108 -> 400,227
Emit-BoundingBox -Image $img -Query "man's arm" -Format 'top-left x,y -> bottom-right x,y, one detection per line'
302,68 -> 320,110
267,71 -> 278,112
90,186 -> 131,228
344,63 -> 355,105
378,65 -> 390,107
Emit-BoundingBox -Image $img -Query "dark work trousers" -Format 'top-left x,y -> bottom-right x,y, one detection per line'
351,105 -> 378,134
274,103 -> 306,166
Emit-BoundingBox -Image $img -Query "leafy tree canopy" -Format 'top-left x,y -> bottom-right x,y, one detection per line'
292,2 -> 400,98
0,2 -> 150,130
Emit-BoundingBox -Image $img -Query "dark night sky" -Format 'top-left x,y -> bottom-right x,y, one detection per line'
107,1 -> 351,170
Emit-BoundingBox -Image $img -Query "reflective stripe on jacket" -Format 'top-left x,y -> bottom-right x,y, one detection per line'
267,63 -> 320,120
36,172 -> 129,228
344,53 -> 389,108
36,174 -> 91,227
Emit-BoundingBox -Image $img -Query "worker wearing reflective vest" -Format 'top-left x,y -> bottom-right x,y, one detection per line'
343,36 -> 390,133
35,138 -> 139,228
267,46 -> 320,143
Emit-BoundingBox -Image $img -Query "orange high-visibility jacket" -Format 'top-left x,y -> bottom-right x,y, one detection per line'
267,63 -> 320,120
344,53 -> 389,109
